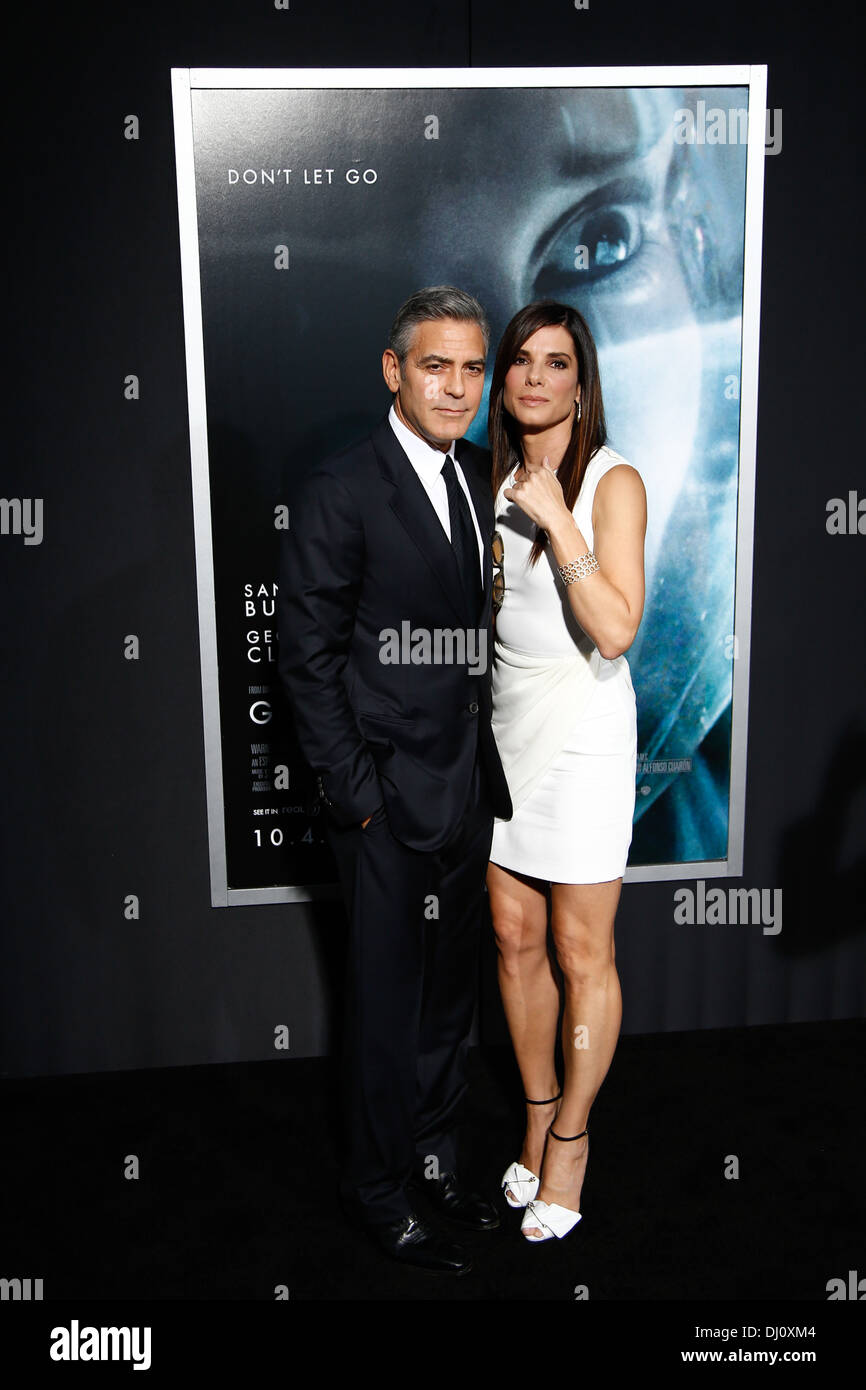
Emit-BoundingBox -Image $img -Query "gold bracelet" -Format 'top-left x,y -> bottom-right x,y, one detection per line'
557,552 -> 599,584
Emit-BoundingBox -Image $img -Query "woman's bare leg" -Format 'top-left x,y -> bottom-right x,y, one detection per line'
522,877 -> 622,1236
487,862 -> 560,1188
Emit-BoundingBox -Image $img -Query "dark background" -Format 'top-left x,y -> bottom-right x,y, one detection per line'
2,0 -> 863,1079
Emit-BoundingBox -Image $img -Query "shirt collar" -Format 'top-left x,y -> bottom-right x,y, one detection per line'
388,403 -> 455,481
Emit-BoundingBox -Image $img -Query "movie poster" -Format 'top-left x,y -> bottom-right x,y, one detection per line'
171,67 -> 765,905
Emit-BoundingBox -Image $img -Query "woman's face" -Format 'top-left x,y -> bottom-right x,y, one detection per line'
502,325 -> 580,434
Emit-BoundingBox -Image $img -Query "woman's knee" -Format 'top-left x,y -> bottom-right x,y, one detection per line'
550,918 -> 615,985
491,897 -> 547,966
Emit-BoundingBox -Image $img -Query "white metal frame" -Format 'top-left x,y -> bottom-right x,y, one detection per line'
171,65 -> 766,904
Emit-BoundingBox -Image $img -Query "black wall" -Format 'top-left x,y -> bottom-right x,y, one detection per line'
2,0 -> 863,1078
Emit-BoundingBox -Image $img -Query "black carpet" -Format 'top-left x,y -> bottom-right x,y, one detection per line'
2,1020 -> 863,1303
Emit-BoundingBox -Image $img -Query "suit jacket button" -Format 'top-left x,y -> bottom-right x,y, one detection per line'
468,701 -> 479,714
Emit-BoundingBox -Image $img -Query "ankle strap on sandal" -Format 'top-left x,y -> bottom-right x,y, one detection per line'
549,1126 -> 588,1141
525,1092 -> 561,1105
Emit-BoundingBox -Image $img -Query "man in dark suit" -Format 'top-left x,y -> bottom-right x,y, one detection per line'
278,286 -> 511,1274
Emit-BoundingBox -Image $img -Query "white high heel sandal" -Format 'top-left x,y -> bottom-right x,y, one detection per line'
501,1092 -> 561,1209
501,1160 -> 540,1209
520,1125 -> 587,1242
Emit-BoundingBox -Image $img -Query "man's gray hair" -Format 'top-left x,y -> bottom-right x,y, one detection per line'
388,286 -> 490,370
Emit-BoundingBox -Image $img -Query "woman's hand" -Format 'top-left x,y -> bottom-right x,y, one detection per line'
504,458 -> 571,533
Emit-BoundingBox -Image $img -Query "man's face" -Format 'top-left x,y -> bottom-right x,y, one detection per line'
382,318 -> 486,452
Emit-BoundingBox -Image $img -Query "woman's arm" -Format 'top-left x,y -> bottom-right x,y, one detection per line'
505,461 -> 647,660
549,465 -> 646,659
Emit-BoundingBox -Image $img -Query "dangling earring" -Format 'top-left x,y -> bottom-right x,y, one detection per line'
575,399 -> 582,422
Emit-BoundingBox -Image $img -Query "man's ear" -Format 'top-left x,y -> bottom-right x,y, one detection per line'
382,348 -> 402,393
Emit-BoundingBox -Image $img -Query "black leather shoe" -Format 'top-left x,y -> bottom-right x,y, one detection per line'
366,1214 -> 473,1275
413,1171 -> 500,1231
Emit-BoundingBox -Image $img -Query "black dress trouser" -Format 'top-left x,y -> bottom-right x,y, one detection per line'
327,753 -> 494,1226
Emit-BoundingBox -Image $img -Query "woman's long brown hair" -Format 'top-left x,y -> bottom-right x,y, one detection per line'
489,301 -> 607,566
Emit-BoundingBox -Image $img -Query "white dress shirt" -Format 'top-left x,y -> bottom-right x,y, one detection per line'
388,404 -> 485,585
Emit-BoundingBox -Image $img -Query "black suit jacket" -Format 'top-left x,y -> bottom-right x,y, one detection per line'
278,414 -> 512,852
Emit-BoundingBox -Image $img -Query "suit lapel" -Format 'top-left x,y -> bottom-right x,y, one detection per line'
371,417 -> 468,624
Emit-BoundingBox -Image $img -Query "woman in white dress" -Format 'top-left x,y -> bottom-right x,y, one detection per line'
487,302 -> 647,1242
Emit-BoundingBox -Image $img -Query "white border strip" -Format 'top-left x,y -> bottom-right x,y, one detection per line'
227,884 -> 340,907
624,860 -> 730,886
171,68 -> 230,907
190,65 -> 751,89
725,62 -> 767,878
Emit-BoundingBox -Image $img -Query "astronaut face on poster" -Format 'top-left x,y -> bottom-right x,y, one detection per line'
407,86 -> 746,858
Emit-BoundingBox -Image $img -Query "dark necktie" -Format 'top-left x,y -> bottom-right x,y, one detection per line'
441,454 -> 482,619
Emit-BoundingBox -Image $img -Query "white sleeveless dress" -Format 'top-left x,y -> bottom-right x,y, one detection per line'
489,446 -> 638,884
